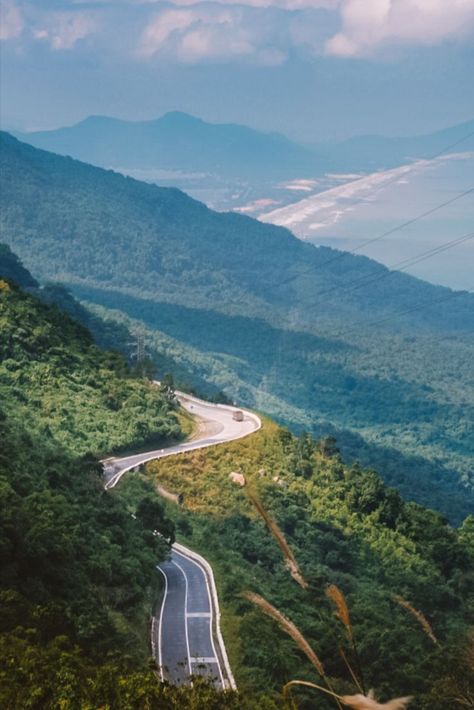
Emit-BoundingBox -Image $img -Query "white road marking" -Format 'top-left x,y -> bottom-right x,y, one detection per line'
187,612 -> 211,618
173,548 -> 225,688
104,392 -> 258,688
172,560 -> 192,676
156,565 -> 168,682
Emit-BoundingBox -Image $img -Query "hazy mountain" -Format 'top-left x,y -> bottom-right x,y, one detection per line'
16,111 -> 322,180
18,113 -> 474,181
1,131 -> 473,522
324,118 -> 474,171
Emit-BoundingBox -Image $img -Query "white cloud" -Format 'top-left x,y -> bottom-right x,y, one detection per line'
4,0 -> 474,62
0,0 -> 24,40
325,0 -> 474,57
139,6 -> 287,63
161,0 -> 338,8
34,11 -> 97,50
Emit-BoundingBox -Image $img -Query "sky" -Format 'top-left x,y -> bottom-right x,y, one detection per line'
1,0 -> 474,142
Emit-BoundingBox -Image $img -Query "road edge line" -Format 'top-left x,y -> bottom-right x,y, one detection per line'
173,542 -> 237,691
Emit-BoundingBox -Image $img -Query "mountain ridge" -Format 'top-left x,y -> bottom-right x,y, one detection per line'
16,113 -> 474,177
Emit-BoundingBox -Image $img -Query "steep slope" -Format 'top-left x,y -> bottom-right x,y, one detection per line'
0,243 -> 38,288
1,132 -> 473,522
1,131 -> 473,330
0,277 -> 182,457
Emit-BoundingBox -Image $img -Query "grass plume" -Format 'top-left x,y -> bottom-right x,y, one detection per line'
326,584 -> 366,693
284,682 -> 412,710
247,488 -> 308,588
340,691 -> 412,709
243,591 -> 325,675
326,584 -> 353,639
392,595 -> 439,646
243,591 -> 343,709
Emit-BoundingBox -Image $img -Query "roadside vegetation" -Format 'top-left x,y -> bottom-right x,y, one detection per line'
145,420 -> 474,708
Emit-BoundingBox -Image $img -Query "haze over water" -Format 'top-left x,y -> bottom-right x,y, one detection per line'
260,152 -> 474,291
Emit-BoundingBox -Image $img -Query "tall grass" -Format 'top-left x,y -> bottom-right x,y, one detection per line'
392,595 -> 439,646
242,486 -> 416,708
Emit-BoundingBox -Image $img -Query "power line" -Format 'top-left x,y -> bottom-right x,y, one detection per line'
260,123 -> 474,293
274,185 -> 474,290
312,231 -> 474,300
321,284 -> 474,342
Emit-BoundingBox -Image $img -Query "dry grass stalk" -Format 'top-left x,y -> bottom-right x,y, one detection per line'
243,591 -> 325,676
284,679 -> 342,701
284,682 -> 412,710
326,585 -> 353,640
243,591 -> 344,710
339,646 -> 364,694
327,584 -> 366,693
247,490 -> 308,588
392,595 -> 439,646
340,691 -> 412,709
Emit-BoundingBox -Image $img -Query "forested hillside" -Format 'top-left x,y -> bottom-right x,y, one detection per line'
0,270 -> 167,702
1,132 -> 473,523
0,268 -> 288,708
146,422 -> 474,709
0,254 -> 472,708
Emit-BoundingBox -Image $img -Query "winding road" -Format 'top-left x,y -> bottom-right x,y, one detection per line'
103,390 -> 261,689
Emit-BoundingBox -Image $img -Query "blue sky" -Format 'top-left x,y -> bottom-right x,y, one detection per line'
1,0 -> 474,142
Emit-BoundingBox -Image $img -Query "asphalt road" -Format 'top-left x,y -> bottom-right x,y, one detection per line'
156,549 -> 224,687
104,390 -> 261,489
102,390 -> 261,688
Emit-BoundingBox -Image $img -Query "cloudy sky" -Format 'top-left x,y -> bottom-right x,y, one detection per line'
1,0 -> 474,141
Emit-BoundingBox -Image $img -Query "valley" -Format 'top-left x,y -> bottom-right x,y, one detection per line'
1,131 -> 473,522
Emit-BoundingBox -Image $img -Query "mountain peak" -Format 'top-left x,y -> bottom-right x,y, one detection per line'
159,111 -> 204,126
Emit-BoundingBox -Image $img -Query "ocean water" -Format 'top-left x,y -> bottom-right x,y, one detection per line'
259,152 -> 474,291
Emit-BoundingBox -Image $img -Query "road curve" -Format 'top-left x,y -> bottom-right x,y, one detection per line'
103,390 -> 261,689
103,390 -> 261,490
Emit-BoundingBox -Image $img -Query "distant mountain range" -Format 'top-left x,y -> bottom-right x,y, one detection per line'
328,118 -> 474,171
15,111 -> 321,180
16,112 -> 474,179
1,131 -> 474,522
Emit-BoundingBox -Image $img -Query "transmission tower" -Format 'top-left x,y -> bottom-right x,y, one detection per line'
129,327 -> 147,364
